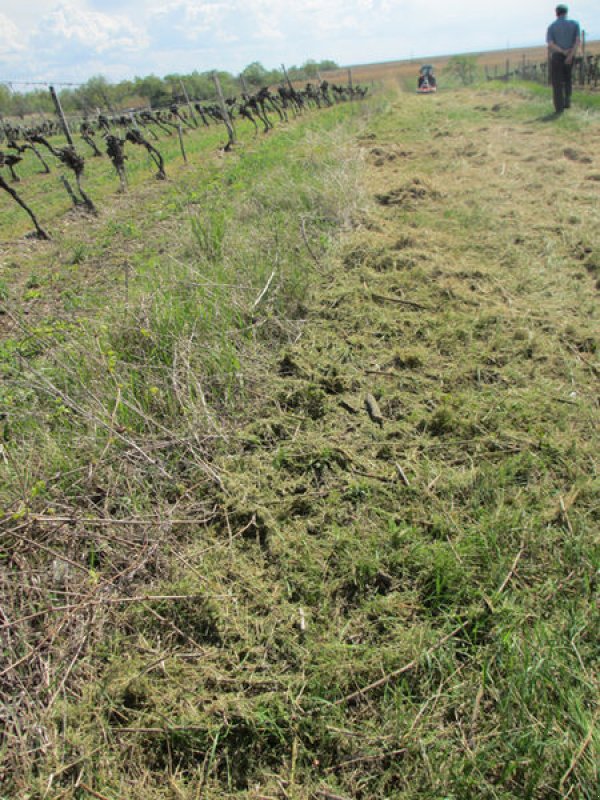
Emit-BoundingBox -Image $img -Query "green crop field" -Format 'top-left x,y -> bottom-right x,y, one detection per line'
0,79 -> 598,800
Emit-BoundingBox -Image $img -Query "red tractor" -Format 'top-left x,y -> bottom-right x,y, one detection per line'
417,65 -> 437,94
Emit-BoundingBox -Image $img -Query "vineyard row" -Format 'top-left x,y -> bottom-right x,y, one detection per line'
0,76 -> 367,242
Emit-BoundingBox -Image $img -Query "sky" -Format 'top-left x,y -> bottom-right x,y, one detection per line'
1,1 -> 599,86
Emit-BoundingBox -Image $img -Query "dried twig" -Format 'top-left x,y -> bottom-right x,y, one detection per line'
316,790 -> 351,800
325,747 -> 407,773
6,510 -> 216,528
335,621 -> 469,705
565,343 -> 600,376
370,292 -> 430,311
78,781 -> 119,800
6,529 -> 91,575
253,270 -> 277,310
364,393 -> 384,427
495,549 -> 523,596
395,462 -> 410,486
300,216 -> 322,266
558,711 -> 598,793
111,725 -> 207,734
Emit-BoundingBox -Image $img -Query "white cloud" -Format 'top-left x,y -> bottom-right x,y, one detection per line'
0,14 -> 27,58
33,3 -> 148,53
2,0 -> 599,83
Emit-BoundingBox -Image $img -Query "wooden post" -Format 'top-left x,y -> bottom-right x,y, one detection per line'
347,68 -> 353,90
281,64 -> 294,92
505,59 -> 510,81
211,72 -> 235,149
177,124 -> 187,163
179,79 -> 198,125
49,85 -> 74,146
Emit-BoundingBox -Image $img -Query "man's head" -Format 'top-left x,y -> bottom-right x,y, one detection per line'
556,4 -> 568,16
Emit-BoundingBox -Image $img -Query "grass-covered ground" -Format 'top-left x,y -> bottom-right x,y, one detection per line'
0,83 -> 598,799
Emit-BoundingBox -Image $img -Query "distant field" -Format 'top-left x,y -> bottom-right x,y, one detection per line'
324,40 -> 600,86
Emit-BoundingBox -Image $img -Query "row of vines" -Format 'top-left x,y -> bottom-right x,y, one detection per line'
0,74 -> 367,242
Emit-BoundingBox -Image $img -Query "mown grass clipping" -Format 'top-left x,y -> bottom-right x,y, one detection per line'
1,83 -> 598,799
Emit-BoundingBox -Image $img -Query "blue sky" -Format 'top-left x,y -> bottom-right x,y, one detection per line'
1,1 -> 599,84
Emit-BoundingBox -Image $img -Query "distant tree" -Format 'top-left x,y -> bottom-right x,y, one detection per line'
0,84 -> 11,114
444,55 -> 478,86
303,59 -> 319,78
287,59 -> 338,82
27,88 -> 54,114
241,62 -> 270,88
318,59 -> 338,72
10,93 -> 31,119
58,87 -> 78,113
164,73 -> 184,102
114,80 -> 135,103
73,75 -> 115,113
133,75 -> 171,108
213,70 -> 237,97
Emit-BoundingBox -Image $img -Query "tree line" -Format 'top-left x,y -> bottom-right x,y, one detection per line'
0,59 -> 339,119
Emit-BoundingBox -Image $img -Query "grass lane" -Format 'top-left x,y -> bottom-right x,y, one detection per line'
1,85 -> 598,799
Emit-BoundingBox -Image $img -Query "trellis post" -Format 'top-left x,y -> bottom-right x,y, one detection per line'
281,64 -> 294,92
49,86 -> 74,146
177,124 -> 187,163
211,72 -> 235,149
179,79 -> 198,126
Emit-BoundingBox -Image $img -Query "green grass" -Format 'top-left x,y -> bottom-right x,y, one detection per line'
0,122 -> 226,238
0,85 -> 598,799
512,78 -> 600,111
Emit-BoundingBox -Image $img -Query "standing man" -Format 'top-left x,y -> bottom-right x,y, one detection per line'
546,4 -> 581,113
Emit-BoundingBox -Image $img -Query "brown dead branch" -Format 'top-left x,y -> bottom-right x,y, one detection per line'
370,291 -> 431,310
325,747 -> 407,773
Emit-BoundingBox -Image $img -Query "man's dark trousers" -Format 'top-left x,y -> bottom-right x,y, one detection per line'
551,52 -> 573,112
